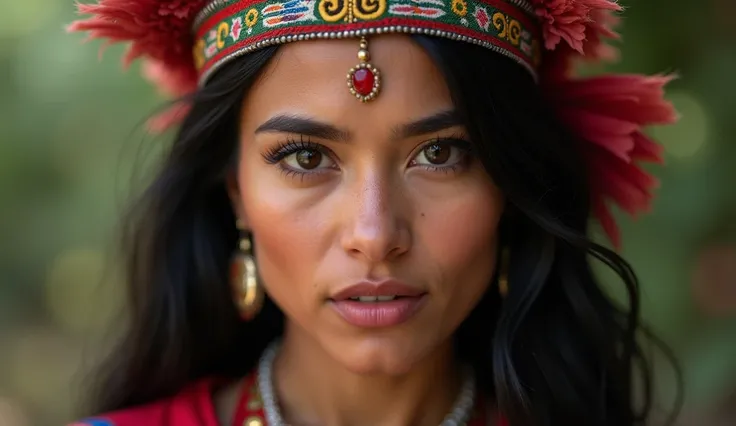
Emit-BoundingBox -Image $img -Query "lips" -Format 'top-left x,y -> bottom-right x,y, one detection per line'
330,281 -> 426,301
329,280 -> 427,328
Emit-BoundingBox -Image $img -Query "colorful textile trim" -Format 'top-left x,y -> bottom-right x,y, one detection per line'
193,0 -> 542,84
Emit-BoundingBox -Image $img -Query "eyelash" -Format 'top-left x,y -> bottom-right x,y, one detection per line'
261,135 -> 473,179
262,135 -> 330,165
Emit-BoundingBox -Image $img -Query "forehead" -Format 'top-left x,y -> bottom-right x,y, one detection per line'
241,35 -> 453,131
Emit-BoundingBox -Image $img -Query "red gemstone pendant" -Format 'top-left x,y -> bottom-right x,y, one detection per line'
347,37 -> 380,102
352,68 -> 375,96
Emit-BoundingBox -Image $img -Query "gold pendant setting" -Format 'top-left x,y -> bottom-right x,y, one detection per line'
347,37 -> 381,102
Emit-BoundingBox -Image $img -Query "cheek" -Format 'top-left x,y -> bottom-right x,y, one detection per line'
237,163 -> 325,312
418,182 -> 503,300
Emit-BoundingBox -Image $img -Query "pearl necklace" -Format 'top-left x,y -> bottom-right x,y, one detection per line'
257,341 -> 477,426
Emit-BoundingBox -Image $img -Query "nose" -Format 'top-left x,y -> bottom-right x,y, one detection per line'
340,173 -> 411,263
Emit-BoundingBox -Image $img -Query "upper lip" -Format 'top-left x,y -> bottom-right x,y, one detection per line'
330,280 -> 426,301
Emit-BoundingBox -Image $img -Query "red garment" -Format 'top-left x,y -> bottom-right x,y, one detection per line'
70,374 -> 506,426
69,379 -> 222,426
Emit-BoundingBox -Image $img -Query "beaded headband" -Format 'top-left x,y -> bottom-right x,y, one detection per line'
192,0 -> 541,93
68,0 -> 678,247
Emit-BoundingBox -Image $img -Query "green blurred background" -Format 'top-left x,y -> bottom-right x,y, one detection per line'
1,1 -> 735,425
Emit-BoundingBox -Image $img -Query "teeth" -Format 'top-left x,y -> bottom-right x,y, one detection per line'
348,296 -> 397,302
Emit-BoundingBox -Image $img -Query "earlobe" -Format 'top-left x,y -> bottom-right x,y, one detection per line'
225,171 -> 248,227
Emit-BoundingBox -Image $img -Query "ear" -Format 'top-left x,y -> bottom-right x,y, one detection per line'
226,170 -> 248,228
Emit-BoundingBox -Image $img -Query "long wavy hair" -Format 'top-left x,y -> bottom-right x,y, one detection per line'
86,36 -> 680,426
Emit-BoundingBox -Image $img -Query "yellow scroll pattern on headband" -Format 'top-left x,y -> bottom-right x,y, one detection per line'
354,0 -> 386,20
216,22 -> 230,48
319,0 -> 387,22
492,11 -> 522,47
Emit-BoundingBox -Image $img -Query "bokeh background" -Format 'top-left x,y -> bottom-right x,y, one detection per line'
1,0 -> 735,425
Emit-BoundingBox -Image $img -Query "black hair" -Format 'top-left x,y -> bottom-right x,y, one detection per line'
85,36 -> 681,426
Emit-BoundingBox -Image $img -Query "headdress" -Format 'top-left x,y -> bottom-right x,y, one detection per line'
68,0 -> 678,248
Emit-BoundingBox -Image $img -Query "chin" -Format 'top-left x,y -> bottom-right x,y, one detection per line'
327,335 -> 436,376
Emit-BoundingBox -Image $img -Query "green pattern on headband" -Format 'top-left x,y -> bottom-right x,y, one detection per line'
194,0 -> 541,80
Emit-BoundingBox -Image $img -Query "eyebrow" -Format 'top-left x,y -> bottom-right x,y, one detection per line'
391,109 -> 462,140
255,115 -> 351,141
254,109 -> 462,142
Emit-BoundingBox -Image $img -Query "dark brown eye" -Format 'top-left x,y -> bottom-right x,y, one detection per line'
411,140 -> 470,170
283,148 -> 335,171
295,150 -> 322,169
422,143 -> 451,165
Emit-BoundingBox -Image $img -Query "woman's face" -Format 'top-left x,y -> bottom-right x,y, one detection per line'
229,35 -> 504,374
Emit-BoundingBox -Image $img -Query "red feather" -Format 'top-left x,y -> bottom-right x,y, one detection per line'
545,74 -> 678,247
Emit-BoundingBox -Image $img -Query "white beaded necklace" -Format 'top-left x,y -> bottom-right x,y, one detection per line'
256,341 -> 477,426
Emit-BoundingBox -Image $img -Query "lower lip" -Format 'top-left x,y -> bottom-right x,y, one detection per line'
329,295 -> 427,328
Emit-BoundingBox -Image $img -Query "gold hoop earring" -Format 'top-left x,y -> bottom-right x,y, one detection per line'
231,220 -> 264,320
498,247 -> 510,298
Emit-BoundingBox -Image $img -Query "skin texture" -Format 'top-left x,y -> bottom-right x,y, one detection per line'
226,35 -> 505,425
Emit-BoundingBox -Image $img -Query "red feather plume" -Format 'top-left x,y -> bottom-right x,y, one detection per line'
68,0 -> 204,130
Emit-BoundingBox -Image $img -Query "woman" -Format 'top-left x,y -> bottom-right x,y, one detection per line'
67,0 -> 680,425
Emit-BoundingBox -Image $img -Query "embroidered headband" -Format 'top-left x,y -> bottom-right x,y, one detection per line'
192,0 -> 541,90
67,0 -> 678,247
